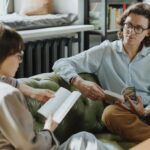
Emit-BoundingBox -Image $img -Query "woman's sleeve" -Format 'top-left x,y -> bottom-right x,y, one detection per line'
0,82 -> 58,150
0,76 -> 18,87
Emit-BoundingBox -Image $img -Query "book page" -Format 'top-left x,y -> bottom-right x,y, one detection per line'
38,87 -> 71,118
104,90 -> 124,104
53,91 -> 81,123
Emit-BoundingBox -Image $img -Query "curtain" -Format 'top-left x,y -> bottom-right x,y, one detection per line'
0,0 -> 9,15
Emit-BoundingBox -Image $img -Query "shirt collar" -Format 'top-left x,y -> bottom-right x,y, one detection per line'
140,46 -> 150,57
114,40 -> 125,54
114,40 -> 150,57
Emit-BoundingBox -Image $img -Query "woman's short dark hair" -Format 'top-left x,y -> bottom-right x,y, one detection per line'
117,3 -> 150,47
0,24 -> 24,64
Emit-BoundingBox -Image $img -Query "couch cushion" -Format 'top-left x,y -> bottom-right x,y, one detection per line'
19,72 -> 137,148
96,133 -> 137,150
19,72 -> 105,143
20,0 -> 53,16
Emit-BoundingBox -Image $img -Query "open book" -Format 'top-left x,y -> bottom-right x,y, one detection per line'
104,86 -> 137,104
38,87 -> 81,124
104,90 -> 124,104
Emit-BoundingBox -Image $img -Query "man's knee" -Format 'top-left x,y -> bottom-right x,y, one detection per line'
101,104 -> 120,125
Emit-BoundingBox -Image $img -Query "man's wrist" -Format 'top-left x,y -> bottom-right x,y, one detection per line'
70,76 -> 77,84
70,76 -> 85,89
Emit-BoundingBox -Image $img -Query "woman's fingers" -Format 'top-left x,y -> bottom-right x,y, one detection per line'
44,89 -> 55,98
34,89 -> 55,102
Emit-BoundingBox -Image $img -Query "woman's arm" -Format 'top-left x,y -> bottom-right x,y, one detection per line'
18,83 -> 54,102
0,76 -> 54,102
0,83 -> 56,150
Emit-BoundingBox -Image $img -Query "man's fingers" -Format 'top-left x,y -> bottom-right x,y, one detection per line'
92,86 -> 105,98
125,95 -> 134,106
115,100 -> 123,105
137,96 -> 142,104
115,102 -> 130,111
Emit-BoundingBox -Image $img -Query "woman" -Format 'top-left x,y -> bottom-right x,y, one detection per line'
0,24 -> 54,102
0,24 -> 106,149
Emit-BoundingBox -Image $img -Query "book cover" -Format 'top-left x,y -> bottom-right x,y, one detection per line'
38,87 -> 81,124
104,90 -> 124,104
104,86 -> 137,104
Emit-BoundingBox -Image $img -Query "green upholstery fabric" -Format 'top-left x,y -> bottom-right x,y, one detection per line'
19,72 -> 136,149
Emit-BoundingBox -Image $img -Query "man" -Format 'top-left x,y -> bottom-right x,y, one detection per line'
53,3 -> 150,142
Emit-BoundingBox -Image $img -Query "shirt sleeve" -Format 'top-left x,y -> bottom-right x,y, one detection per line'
0,76 -> 18,87
53,40 -> 107,83
0,83 -> 57,150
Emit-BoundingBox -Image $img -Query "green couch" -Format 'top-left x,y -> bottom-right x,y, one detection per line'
19,72 -> 137,150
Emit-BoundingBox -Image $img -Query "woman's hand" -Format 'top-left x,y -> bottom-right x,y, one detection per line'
44,114 -> 58,132
18,83 -> 55,102
72,76 -> 105,100
30,88 -> 55,102
116,96 -> 145,116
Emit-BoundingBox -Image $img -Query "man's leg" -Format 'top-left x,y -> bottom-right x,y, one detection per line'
102,104 -> 150,142
59,131 -> 108,150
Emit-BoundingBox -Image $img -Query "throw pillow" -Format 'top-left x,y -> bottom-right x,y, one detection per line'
20,0 -> 53,16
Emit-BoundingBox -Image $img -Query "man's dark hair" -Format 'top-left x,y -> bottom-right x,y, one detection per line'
117,3 -> 150,47
0,24 -> 24,64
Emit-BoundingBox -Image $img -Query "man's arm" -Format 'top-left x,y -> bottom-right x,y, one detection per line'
53,43 -> 106,83
53,43 -> 107,100
71,76 -> 105,100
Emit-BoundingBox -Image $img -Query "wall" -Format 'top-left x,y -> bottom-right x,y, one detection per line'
54,0 -> 84,24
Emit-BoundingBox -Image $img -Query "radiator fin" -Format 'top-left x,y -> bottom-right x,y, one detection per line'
16,37 -> 73,78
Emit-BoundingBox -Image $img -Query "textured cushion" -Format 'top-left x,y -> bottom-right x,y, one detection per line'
20,0 -> 53,16
19,72 -> 136,149
19,72 -> 105,142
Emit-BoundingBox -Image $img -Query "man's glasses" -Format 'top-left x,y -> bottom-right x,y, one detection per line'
124,22 -> 149,34
16,51 -> 24,63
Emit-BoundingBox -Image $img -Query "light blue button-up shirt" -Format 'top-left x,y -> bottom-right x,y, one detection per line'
53,40 -> 150,106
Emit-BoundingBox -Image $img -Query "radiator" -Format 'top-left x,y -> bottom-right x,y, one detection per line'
16,37 -> 76,78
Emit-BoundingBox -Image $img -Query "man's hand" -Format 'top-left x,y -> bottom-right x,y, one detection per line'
116,96 -> 145,116
72,76 -> 105,100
